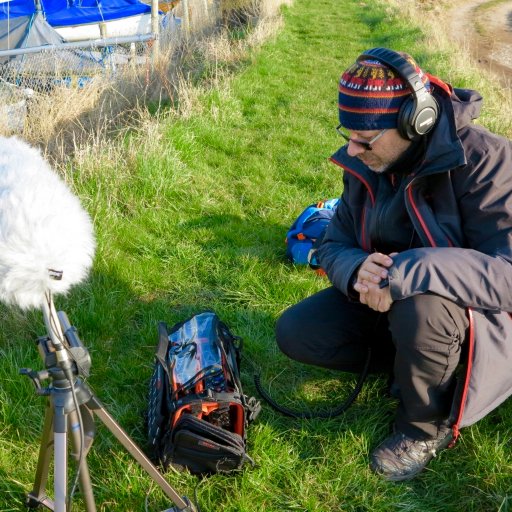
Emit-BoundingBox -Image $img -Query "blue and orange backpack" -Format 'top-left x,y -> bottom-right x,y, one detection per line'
285,198 -> 339,269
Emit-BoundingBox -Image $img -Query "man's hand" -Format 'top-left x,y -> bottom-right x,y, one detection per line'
353,252 -> 396,312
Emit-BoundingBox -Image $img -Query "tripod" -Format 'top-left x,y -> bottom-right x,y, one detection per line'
21,293 -> 197,512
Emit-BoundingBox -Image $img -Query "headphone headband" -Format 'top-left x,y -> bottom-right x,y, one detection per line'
358,48 -> 426,97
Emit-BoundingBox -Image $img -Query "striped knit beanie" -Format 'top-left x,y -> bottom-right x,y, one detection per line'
338,53 -> 431,131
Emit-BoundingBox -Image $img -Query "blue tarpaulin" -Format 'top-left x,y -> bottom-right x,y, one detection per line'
0,0 -> 151,26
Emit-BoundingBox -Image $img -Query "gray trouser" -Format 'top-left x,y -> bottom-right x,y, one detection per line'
275,287 -> 469,439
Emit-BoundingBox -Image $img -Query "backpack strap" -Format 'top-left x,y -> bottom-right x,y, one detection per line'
215,321 -> 261,423
171,389 -> 242,408
216,322 -> 261,422
156,321 -> 170,371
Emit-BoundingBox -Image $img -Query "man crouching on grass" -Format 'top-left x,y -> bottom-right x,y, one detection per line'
276,47 -> 512,481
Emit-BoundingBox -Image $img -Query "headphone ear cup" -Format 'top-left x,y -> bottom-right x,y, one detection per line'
397,94 -> 439,140
413,95 -> 439,136
397,97 -> 417,140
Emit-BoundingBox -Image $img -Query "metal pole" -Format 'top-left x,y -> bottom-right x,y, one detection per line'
0,34 -> 155,58
151,0 -> 160,59
182,0 -> 190,37
53,430 -> 68,512
42,295 -> 71,512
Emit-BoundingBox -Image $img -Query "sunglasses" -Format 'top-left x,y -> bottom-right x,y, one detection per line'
336,125 -> 387,151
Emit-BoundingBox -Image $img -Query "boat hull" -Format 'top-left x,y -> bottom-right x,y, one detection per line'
54,12 -> 153,42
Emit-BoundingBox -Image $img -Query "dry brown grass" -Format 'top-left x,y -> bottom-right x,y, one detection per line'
2,0 -> 290,167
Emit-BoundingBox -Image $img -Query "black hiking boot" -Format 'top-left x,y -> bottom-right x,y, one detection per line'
370,430 -> 453,481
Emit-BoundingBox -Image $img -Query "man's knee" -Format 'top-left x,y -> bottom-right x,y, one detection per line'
275,305 -> 302,359
389,294 -> 468,351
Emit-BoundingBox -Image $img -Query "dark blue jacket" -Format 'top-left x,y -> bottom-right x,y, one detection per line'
318,83 -> 512,435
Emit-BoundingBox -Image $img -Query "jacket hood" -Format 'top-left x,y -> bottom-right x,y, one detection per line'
420,86 -> 483,175
450,87 -> 483,130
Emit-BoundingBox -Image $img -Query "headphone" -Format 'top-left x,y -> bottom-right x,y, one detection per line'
357,47 -> 439,140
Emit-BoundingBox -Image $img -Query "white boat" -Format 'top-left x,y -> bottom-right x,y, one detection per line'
0,0 -> 157,46
54,12 -> 154,42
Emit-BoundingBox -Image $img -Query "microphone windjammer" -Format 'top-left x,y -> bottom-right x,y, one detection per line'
0,137 -> 95,310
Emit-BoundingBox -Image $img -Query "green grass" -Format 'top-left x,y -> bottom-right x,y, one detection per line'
1,0 -> 512,511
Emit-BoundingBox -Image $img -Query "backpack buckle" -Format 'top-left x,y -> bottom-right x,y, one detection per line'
246,396 -> 262,422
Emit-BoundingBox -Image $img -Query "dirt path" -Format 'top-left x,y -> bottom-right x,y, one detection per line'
449,0 -> 512,85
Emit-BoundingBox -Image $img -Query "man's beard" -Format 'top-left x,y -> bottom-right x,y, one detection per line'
362,158 -> 389,174
369,163 -> 388,174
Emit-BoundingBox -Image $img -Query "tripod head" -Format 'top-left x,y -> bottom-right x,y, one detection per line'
21,299 -> 93,398
55,310 -> 92,377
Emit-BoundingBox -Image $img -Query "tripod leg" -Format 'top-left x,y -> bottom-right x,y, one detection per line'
26,403 -> 55,510
68,408 -> 97,512
87,396 -> 194,511
53,405 -> 68,512
27,404 -> 73,512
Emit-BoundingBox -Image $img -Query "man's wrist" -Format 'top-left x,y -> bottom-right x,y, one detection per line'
347,269 -> 360,300
349,268 -> 360,290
